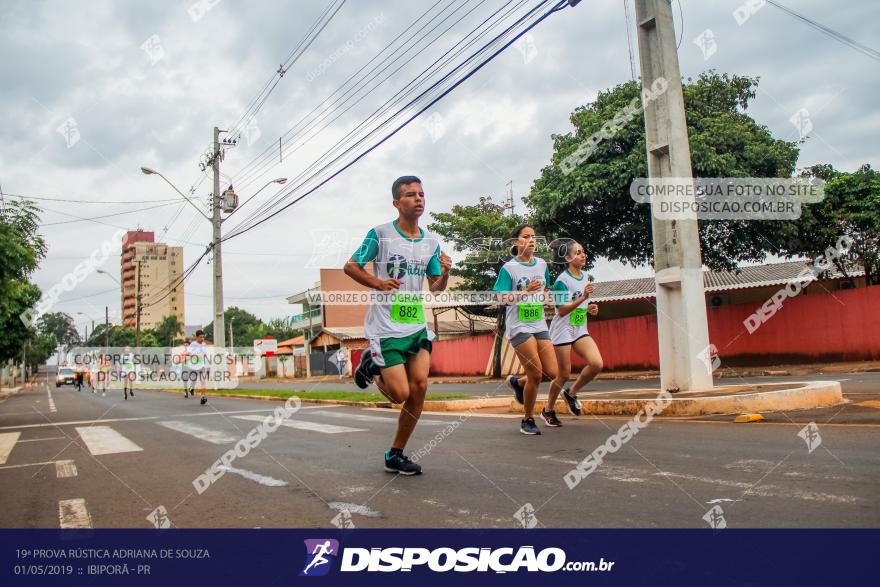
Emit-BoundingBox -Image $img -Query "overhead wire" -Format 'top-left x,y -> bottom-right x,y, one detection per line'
229,0 -> 462,189
765,0 -> 880,62
223,0 -> 569,243
229,0 -> 537,233
226,0 -> 348,142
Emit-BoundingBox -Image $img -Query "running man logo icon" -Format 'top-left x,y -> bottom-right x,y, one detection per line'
300,539 -> 339,577
797,422 -> 822,453
513,503 -> 538,529
702,505 -> 727,530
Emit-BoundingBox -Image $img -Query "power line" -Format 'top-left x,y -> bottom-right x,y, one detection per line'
229,0 -> 460,189
223,0 -> 570,243
623,0 -> 636,79
765,0 -> 880,62
226,0 -> 348,142
3,193 -> 181,204
38,201 -> 179,226
229,0 -> 535,231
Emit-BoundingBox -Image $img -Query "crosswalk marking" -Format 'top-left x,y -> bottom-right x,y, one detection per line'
309,410 -> 447,425
17,436 -> 66,443
157,420 -> 237,444
55,460 -> 78,478
0,432 -> 21,464
0,407 -> 329,431
58,498 -> 92,528
233,415 -> 366,434
47,387 -> 57,413
75,426 -> 143,456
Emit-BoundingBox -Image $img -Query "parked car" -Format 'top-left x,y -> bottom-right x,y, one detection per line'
55,367 -> 76,387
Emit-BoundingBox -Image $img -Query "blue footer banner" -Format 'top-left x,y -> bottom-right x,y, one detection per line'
0,529 -> 874,585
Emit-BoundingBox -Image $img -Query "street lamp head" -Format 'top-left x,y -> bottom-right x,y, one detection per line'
274,178 -> 288,184
140,167 -> 157,175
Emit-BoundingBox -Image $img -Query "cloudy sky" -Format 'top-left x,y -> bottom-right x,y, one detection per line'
2,0 -> 877,335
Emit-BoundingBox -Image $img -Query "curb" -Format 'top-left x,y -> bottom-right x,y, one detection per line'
383,381 -> 844,416
537,381 -> 843,416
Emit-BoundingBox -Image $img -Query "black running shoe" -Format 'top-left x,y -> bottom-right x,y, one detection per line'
200,396 -> 207,405
520,418 -> 541,435
562,389 -> 582,416
384,451 -> 422,475
507,375 -> 524,405
541,409 -> 562,427
354,350 -> 375,389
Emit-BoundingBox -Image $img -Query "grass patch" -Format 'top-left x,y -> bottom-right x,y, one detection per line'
207,389 -> 467,402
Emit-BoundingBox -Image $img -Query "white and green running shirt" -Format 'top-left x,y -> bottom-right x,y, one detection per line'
351,220 -> 442,340
549,269 -> 590,345
492,257 -> 551,339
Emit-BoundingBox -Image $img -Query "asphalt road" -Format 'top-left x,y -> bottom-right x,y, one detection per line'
1,373 -> 877,529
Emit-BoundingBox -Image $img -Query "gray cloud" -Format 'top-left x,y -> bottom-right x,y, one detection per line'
3,0 -> 878,332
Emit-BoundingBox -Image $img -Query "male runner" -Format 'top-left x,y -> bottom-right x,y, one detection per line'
344,175 -> 451,475
188,330 -> 209,405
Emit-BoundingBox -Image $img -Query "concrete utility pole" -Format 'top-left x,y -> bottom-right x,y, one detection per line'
634,0 -> 713,391
212,126 -> 226,349
104,306 -> 109,349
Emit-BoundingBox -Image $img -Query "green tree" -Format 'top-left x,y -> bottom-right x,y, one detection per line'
526,72 -> 800,271
36,312 -> 81,350
0,199 -> 46,363
264,318 -> 300,341
152,314 -> 183,346
429,197 -> 529,377
24,332 -> 57,370
203,307 -> 263,346
429,197 -> 530,291
779,164 -> 880,284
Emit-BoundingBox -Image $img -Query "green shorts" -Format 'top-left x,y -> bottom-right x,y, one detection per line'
369,328 -> 433,370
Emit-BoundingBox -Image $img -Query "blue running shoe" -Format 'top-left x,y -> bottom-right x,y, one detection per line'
508,375 -> 524,405
520,418 -> 541,435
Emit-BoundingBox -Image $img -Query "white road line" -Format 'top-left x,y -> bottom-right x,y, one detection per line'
218,465 -> 287,487
0,432 -> 21,464
0,407 -> 305,431
157,420 -> 237,444
58,498 -> 92,528
17,436 -> 66,443
309,410 -> 446,425
0,460 -> 59,470
75,426 -> 143,456
47,387 -> 57,413
233,415 -> 366,434
55,460 -> 78,478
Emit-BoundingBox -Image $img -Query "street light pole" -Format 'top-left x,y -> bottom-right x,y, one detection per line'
141,153 -> 285,352
212,126 -> 226,349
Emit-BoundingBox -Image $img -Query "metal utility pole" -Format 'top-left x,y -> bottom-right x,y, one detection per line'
634,0 -> 713,391
104,306 -> 109,349
212,126 -> 226,349
135,260 -> 143,347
